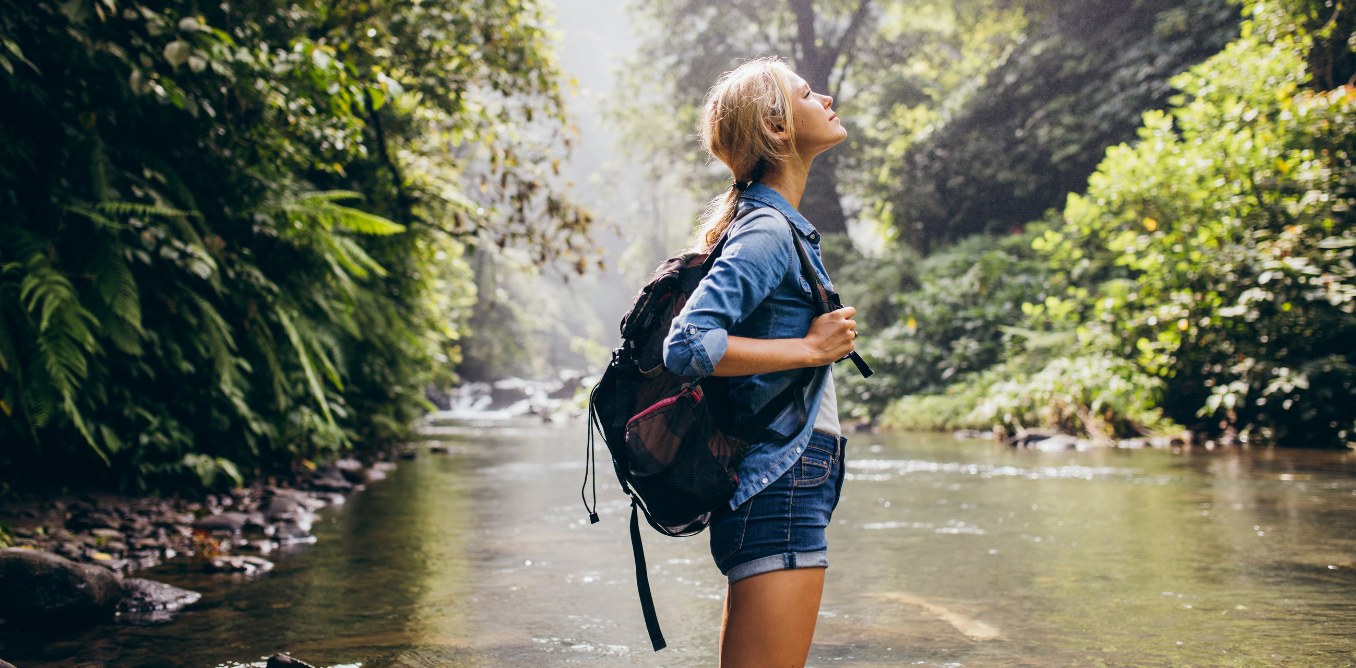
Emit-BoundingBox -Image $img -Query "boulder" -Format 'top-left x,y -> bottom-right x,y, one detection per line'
118,578 -> 202,612
333,458 -> 366,483
307,467 -> 353,492
0,547 -> 122,625
192,512 -> 249,532
204,555 -> 273,574
274,521 -> 315,544
1033,434 -> 1080,452
265,654 -> 316,668
263,496 -> 304,522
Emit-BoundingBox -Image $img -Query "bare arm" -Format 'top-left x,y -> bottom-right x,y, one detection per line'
712,307 -> 858,377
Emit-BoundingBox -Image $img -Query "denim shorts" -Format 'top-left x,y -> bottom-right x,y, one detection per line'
709,430 -> 847,584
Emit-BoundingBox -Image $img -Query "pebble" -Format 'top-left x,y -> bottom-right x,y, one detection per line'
205,555 -> 274,574
265,654 -> 316,668
192,512 -> 249,533
0,456 -> 394,583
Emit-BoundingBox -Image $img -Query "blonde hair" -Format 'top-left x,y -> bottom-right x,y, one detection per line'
688,57 -> 801,253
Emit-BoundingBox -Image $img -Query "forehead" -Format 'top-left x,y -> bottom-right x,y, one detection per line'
785,71 -> 808,89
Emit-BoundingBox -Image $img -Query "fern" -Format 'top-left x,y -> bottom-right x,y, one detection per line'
276,307 -> 336,427
90,238 -> 144,354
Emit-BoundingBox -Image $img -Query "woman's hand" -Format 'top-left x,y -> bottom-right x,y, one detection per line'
802,306 -> 857,366
709,306 -> 859,377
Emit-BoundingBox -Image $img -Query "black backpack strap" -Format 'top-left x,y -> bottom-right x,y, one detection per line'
630,497 -> 667,651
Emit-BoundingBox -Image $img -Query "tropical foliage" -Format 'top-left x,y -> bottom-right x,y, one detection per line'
1034,0 -> 1356,446
859,0 -> 1355,447
876,0 -> 1241,251
0,0 -> 590,494
616,0 -> 1052,235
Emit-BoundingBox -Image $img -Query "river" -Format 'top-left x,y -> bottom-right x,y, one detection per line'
3,423 -> 1354,667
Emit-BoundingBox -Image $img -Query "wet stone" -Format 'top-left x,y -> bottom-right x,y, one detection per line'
204,555 -> 274,574
130,537 -> 162,550
192,512 -> 249,532
118,578 -> 202,613
238,540 -> 274,554
0,548 -> 122,626
333,458 -> 365,482
265,654 -> 316,668
263,496 -> 304,521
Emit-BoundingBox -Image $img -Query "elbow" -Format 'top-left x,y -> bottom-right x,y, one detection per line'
663,325 -> 729,378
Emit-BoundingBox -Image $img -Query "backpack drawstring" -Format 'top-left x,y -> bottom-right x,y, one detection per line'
581,382 -> 600,524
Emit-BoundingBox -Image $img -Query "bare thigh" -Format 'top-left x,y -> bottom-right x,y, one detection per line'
719,567 -> 826,668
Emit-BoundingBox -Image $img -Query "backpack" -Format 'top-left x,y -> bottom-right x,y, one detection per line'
581,206 -> 828,651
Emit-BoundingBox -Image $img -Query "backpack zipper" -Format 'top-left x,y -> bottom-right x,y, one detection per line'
626,386 -> 703,426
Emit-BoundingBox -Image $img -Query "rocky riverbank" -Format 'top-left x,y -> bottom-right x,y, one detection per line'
0,457 -> 396,630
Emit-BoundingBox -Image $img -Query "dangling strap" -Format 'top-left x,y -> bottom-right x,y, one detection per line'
581,381 -> 601,524
630,498 -> 667,651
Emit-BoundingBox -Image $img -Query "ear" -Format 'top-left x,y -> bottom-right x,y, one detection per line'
764,118 -> 790,142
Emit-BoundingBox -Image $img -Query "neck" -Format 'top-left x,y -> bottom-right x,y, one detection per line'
759,157 -> 812,210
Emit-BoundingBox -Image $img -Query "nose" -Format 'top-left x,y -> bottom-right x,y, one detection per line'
821,93 -> 833,108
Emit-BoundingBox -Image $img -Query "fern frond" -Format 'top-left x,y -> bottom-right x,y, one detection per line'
247,321 -> 288,412
331,235 -> 388,277
183,287 -> 238,386
296,190 -> 365,203
95,201 -> 200,220
62,206 -> 126,230
63,395 -> 110,466
279,192 -> 405,235
91,239 -> 144,352
293,315 -> 345,391
276,307 -> 335,426
332,206 -> 405,235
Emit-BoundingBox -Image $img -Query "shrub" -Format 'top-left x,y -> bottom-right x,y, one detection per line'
1036,1 -> 1356,447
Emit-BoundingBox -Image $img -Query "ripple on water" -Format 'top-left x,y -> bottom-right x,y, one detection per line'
846,459 -> 1147,481
860,520 -> 987,534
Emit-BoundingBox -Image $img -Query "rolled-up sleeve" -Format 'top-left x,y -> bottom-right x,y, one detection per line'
663,211 -> 792,378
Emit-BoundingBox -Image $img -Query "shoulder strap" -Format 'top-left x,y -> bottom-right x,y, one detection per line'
730,215 -> 827,440
789,223 -> 830,316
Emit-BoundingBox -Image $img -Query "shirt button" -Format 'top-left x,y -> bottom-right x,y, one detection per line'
685,324 -> 697,335
809,232 -> 819,242
761,477 -> 769,484
796,447 -> 802,454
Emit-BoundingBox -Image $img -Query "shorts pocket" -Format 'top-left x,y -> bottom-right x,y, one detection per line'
710,501 -> 753,564
793,448 -> 832,487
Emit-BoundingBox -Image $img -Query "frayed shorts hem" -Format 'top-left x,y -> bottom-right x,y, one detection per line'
726,550 -> 828,584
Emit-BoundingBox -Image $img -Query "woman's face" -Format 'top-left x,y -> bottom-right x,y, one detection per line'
785,71 -> 846,160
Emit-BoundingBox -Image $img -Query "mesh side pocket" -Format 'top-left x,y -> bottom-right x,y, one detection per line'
626,387 -> 738,527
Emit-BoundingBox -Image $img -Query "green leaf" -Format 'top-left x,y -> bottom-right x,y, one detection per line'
276,308 -> 335,426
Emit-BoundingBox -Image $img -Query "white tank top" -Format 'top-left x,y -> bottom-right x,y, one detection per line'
813,371 -> 841,437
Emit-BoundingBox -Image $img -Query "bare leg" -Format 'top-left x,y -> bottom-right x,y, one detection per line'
719,567 -> 825,668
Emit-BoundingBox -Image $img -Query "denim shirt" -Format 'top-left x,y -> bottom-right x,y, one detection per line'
662,183 -> 834,510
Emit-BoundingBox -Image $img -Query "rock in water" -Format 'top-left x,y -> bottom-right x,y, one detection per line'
192,512 -> 249,532
265,654 -> 316,668
204,555 -> 274,574
0,547 -> 122,625
118,578 -> 202,612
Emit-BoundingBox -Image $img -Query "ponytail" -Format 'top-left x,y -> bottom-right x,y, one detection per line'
684,57 -> 799,253
689,157 -> 771,252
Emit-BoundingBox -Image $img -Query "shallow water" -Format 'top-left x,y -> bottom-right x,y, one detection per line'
3,426 -> 1354,667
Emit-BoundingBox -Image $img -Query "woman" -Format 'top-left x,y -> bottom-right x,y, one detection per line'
662,57 -> 858,668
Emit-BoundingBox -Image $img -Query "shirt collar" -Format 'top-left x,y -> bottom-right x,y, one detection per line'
739,183 -> 820,241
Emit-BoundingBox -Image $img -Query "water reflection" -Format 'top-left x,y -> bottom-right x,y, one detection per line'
2,427 -> 1353,667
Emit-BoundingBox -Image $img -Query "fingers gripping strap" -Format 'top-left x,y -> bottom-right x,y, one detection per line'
630,499 -> 667,651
